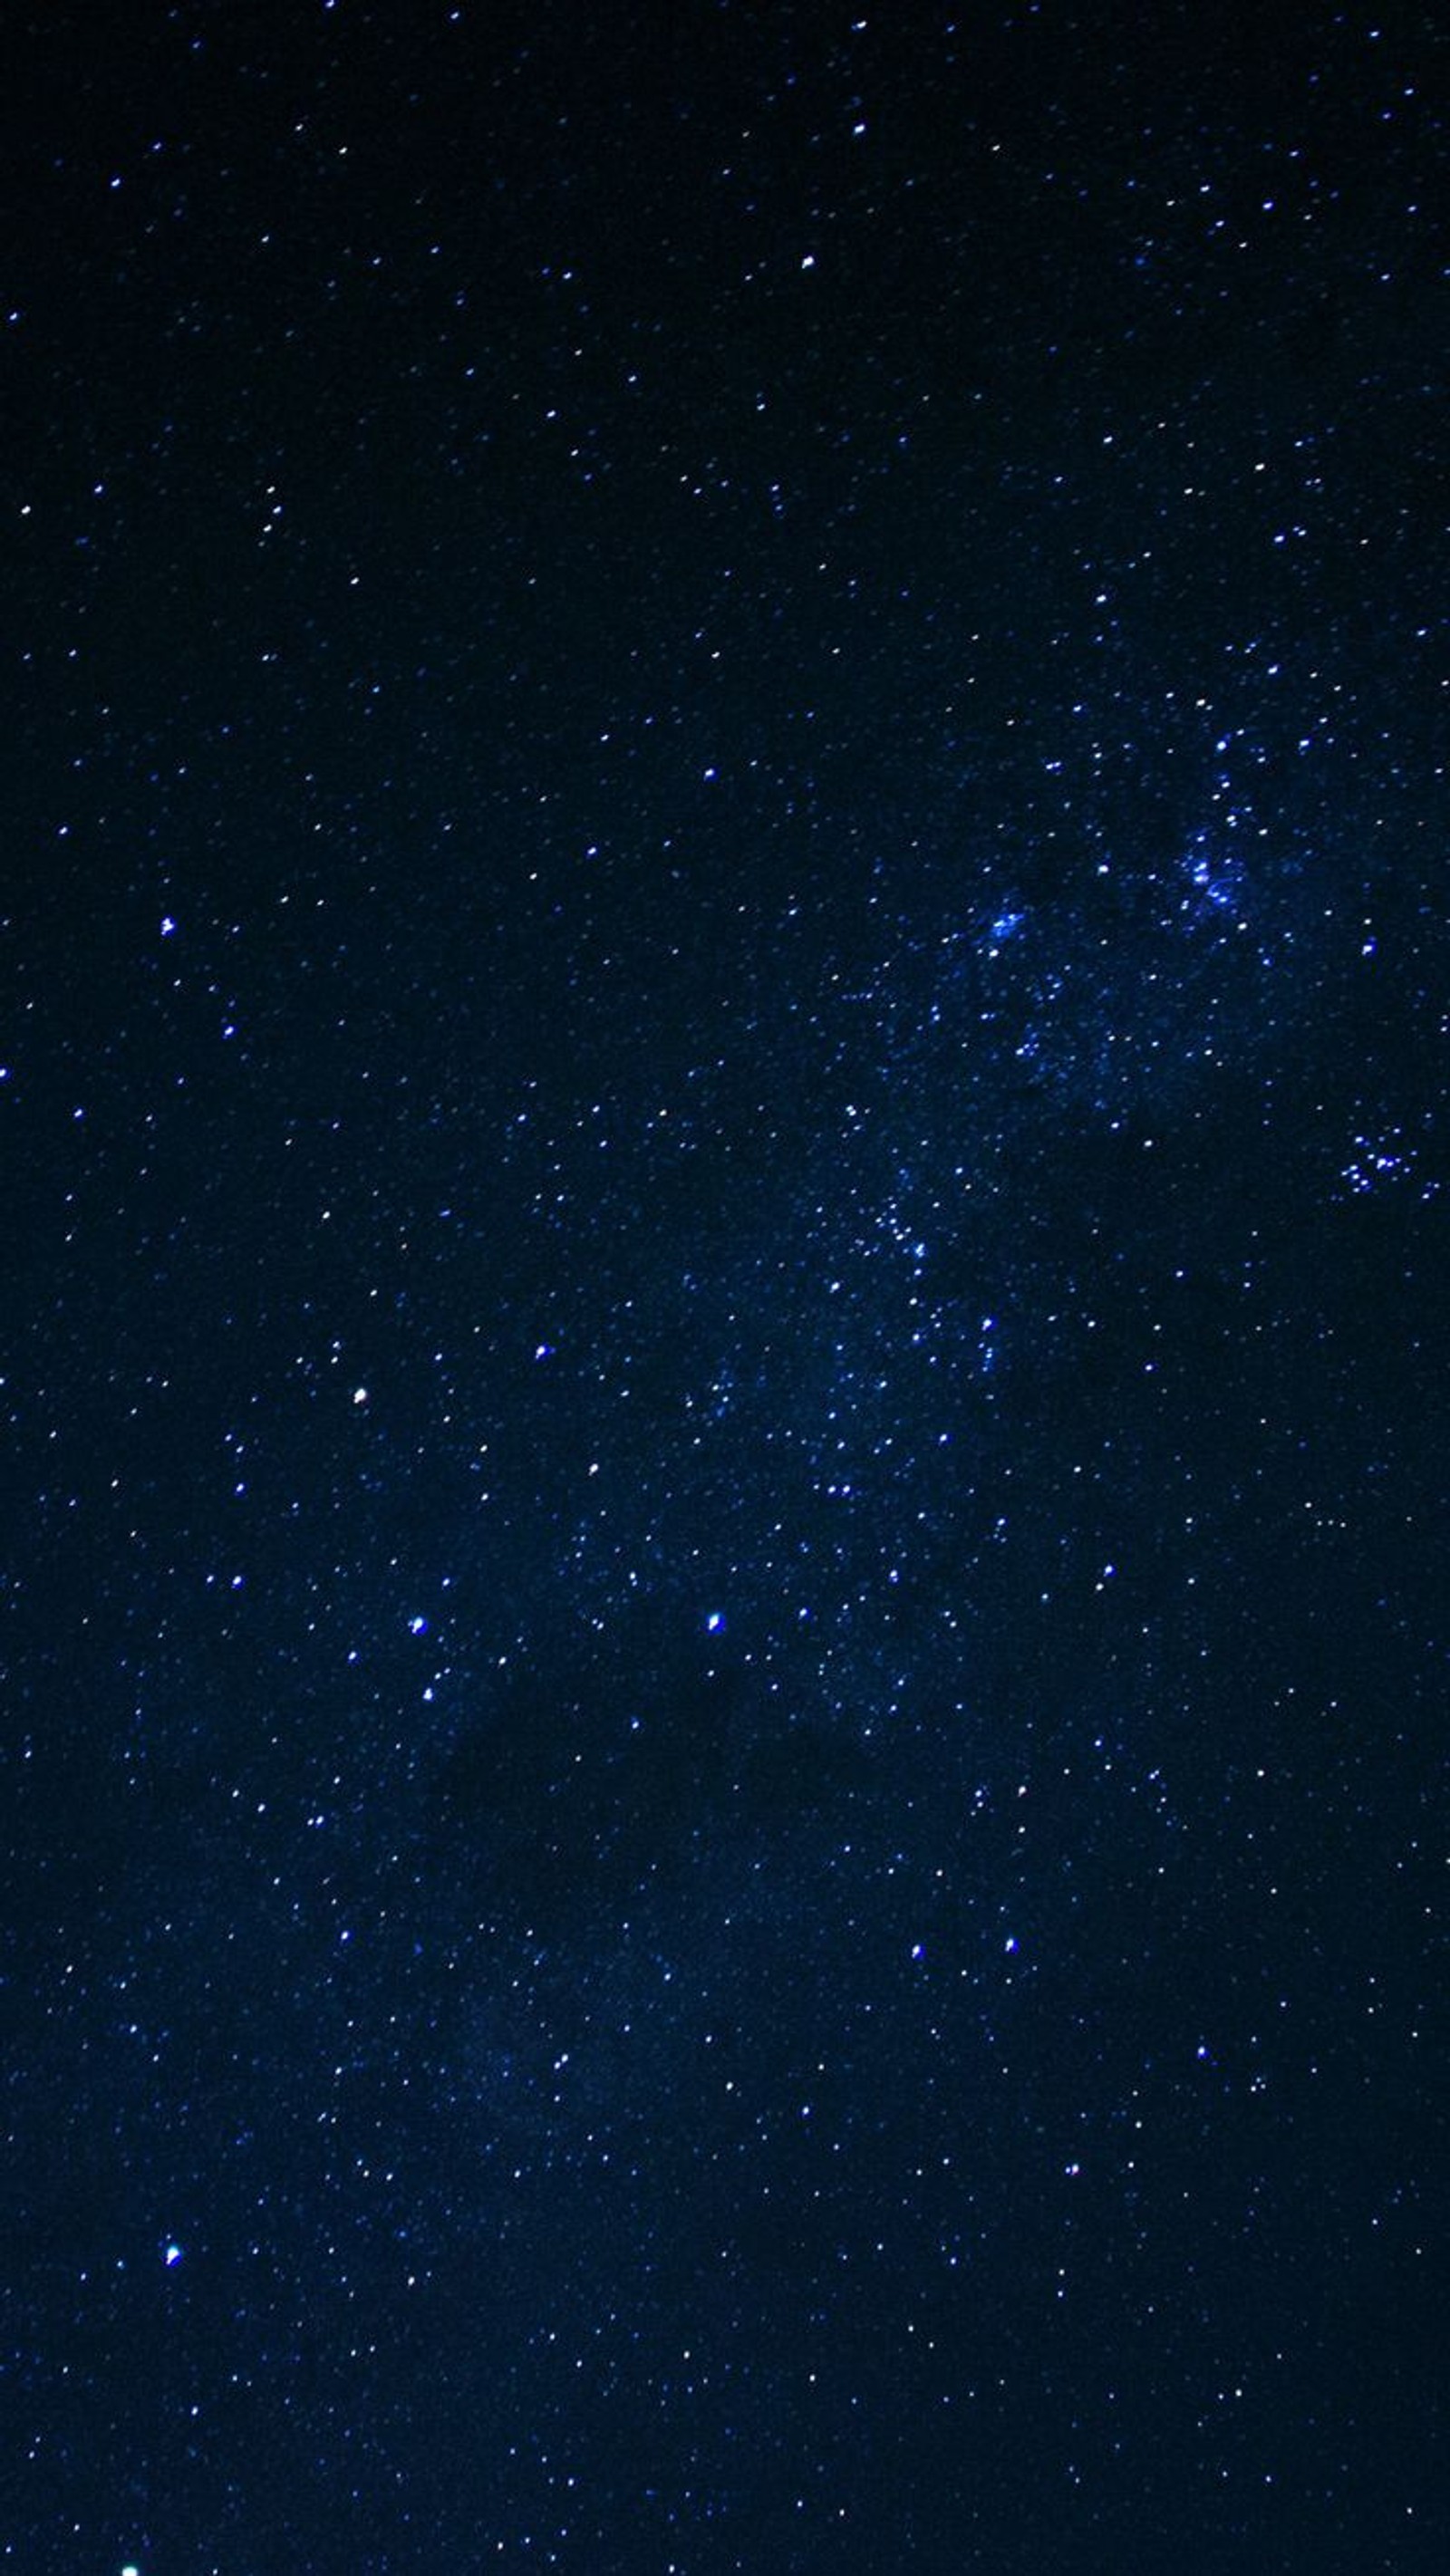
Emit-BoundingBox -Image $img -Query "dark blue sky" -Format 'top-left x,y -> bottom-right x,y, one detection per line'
4,4 -> 1445,2569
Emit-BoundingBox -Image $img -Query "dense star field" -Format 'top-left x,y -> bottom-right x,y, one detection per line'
3,3 -> 1445,2568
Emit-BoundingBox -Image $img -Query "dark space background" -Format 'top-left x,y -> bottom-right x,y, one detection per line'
2,2 -> 1445,2568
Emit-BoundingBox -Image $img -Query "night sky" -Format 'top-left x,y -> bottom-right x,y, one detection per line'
4,3 -> 1446,2569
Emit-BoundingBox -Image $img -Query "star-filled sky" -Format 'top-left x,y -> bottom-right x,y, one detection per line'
4,3 -> 1445,2568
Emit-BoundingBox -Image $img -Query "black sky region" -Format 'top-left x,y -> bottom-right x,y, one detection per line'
2,3 -> 1446,2570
